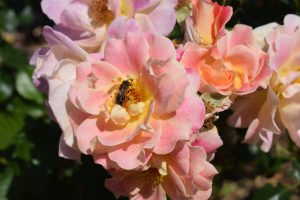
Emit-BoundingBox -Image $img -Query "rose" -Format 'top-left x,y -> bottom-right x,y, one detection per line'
45,32 -> 206,169
228,15 -> 300,151
41,0 -> 177,49
185,0 -> 232,46
105,141 -> 217,200
181,24 -> 271,95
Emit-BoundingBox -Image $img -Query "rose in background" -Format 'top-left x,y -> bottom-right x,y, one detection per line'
106,142 -> 217,200
41,0 -> 177,50
184,0 -> 232,46
229,14 -> 300,152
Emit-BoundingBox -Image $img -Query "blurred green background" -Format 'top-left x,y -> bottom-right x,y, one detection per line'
0,0 -> 299,199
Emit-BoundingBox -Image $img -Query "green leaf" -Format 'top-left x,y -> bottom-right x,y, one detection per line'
0,167 -> 14,200
168,23 -> 183,40
15,70 -> 43,104
176,4 -> 192,24
0,43 -> 28,69
0,73 -> 13,103
0,8 -> 18,32
7,97 -> 45,119
252,184 -> 291,200
14,133 -> 35,161
18,6 -> 34,27
0,113 -> 24,150
201,93 -> 232,114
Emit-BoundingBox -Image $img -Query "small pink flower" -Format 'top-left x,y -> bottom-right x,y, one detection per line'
181,24 -> 271,95
53,33 -> 206,169
105,141 -> 217,200
229,14 -> 300,151
185,0 -> 232,46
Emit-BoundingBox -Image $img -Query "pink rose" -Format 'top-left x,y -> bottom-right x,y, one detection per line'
41,0 -> 177,48
185,0 -> 232,46
228,88 -> 282,152
228,14 -> 300,151
181,24 -> 271,95
31,26 -> 93,161
105,141 -> 217,200
51,33 -> 205,169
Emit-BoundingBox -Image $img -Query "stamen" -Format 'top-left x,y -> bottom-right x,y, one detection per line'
136,168 -> 165,187
115,79 -> 143,109
176,0 -> 191,9
90,0 -> 114,26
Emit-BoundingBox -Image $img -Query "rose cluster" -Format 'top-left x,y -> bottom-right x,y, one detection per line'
31,0 -> 300,199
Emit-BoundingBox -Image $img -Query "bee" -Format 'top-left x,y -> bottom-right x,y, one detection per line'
115,80 -> 132,106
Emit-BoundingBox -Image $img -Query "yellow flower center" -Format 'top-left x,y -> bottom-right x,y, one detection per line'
115,78 -> 143,109
118,0 -> 134,17
136,168 -> 166,186
271,65 -> 300,97
105,77 -> 149,126
89,0 -> 114,26
176,0 -> 191,9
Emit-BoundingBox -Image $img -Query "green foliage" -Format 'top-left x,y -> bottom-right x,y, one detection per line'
0,113 -> 24,150
0,73 -> 13,103
253,184 -> 291,200
0,44 -> 28,69
0,167 -> 14,200
15,69 -> 43,104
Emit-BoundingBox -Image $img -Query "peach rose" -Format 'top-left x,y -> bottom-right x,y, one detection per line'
229,15 -> 300,151
54,33 -> 205,170
181,24 -> 271,95
185,0 -> 232,46
105,141 -> 217,200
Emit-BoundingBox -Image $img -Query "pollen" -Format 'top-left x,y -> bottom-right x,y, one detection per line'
115,79 -> 143,109
176,0 -> 191,9
136,168 -> 165,186
89,0 -> 114,26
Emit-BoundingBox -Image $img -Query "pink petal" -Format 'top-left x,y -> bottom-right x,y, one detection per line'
279,92 -> 300,147
229,24 -> 254,48
146,1 -> 177,36
145,34 -> 177,61
228,89 -> 267,128
104,33 -> 150,74
48,81 -> 73,132
92,61 -> 123,82
225,45 -> 259,79
59,1 -> 91,32
162,166 -> 187,200
43,26 -> 88,60
153,78 -> 205,154
180,42 -> 208,70
191,129 -> 223,154
76,79 -> 107,115
152,62 -> 189,115
107,134 -> 150,170
41,0 -> 72,24
58,135 -> 81,162
108,16 -> 140,39
283,14 -> 300,34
